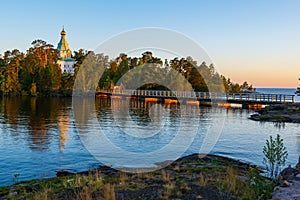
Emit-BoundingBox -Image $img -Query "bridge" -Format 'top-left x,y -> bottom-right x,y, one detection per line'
96,89 -> 295,108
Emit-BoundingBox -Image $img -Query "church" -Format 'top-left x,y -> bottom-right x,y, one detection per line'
57,27 -> 75,74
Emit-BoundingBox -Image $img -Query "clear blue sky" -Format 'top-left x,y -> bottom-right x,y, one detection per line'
1,0 -> 300,87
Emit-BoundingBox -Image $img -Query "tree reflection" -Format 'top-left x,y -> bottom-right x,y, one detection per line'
0,96 -> 72,151
273,122 -> 286,130
0,97 -> 21,130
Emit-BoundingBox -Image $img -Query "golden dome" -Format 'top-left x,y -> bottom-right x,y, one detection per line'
61,26 -> 66,35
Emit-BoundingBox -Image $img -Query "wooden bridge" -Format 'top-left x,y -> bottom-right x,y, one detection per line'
96,89 -> 295,108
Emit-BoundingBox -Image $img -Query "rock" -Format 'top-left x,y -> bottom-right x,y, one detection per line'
271,197 -> 282,200
280,167 -> 298,180
56,170 -> 75,177
238,175 -> 249,182
273,198 -> 282,200
272,158 -> 300,199
296,156 -> 300,170
11,191 -> 18,196
272,176 -> 300,200
280,180 -> 291,187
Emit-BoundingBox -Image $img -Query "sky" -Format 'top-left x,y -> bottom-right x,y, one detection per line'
0,0 -> 299,88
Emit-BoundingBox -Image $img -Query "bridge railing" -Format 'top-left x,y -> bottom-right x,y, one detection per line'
104,89 -> 227,100
226,93 -> 294,103
98,89 -> 295,103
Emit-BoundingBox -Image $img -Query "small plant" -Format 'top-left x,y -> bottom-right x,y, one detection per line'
13,173 -> 20,184
103,183 -> 115,200
33,186 -> 53,200
199,172 -> 207,187
136,172 -> 152,180
173,164 -> 180,172
263,134 -> 288,180
162,183 -> 181,199
120,172 -> 128,185
223,167 -> 238,195
247,166 -> 275,199
161,170 -> 171,183
60,173 -> 103,199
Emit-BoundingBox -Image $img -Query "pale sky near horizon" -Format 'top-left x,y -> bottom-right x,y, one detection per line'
0,0 -> 299,88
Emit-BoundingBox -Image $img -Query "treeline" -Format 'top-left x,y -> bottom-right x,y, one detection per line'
0,40 -> 254,96
0,40 -> 86,96
97,51 -> 254,93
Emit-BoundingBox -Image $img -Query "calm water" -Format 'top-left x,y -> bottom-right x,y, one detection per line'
0,89 -> 299,186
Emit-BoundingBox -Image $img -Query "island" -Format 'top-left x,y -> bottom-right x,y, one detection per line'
249,104 -> 300,123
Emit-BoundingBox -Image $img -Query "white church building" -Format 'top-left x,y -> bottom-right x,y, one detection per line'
57,27 -> 75,74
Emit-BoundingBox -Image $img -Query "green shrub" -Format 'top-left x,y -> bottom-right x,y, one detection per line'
263,134 -> 288,180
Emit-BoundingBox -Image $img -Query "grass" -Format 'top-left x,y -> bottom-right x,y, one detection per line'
135,172 -> 154,180
173,164 -> 180,172
161,170 -> 171,183
1,171 -> 104,200
215,167 -> 275,200
33,187 -> 53,200
199,172 -> 208,187
0,154 -> 276,200
103,183 -> 115,200
161,183 -> 181,199
119,172 -> 129,186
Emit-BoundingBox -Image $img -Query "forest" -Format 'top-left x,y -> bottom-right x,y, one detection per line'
0,40 -> 254,96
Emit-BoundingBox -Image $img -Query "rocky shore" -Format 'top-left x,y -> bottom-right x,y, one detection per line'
272,157 -> 300,200
249,104 -> 300,123
0,154 -> 276,200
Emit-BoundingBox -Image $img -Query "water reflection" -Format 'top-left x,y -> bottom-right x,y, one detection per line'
79,96 -> 207,169
0,97 -> 72,151
95,97 -> 208,133
273,122 -> 286,130
0,97 -> 20,130
58,115 -> 70,152
0,96 -> 299,186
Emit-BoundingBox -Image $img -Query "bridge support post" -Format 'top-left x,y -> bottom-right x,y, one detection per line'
242,103 -> 249,109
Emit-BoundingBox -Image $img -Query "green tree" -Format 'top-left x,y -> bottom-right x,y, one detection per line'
61,73 -> 75,95
19,40 -> 60,95
98,69 -> 112,89
74,51 -> 105,94
113,57 -> 130,84
0,49 -> 23,95
263,134 -> 288,180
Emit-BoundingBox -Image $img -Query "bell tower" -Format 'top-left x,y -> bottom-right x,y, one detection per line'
57,26 -> 72,59
57,26 -> 75,74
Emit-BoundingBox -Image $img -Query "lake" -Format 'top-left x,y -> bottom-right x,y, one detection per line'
0,89 -> 299,186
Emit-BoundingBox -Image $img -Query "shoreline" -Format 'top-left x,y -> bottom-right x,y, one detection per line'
249,104 -> 300,123
0,154 -> 276,200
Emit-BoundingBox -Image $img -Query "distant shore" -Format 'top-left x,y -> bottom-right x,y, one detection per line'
249,104 -> 300,123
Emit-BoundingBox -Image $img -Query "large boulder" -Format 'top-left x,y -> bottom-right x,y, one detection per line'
280,167 -> 298,181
